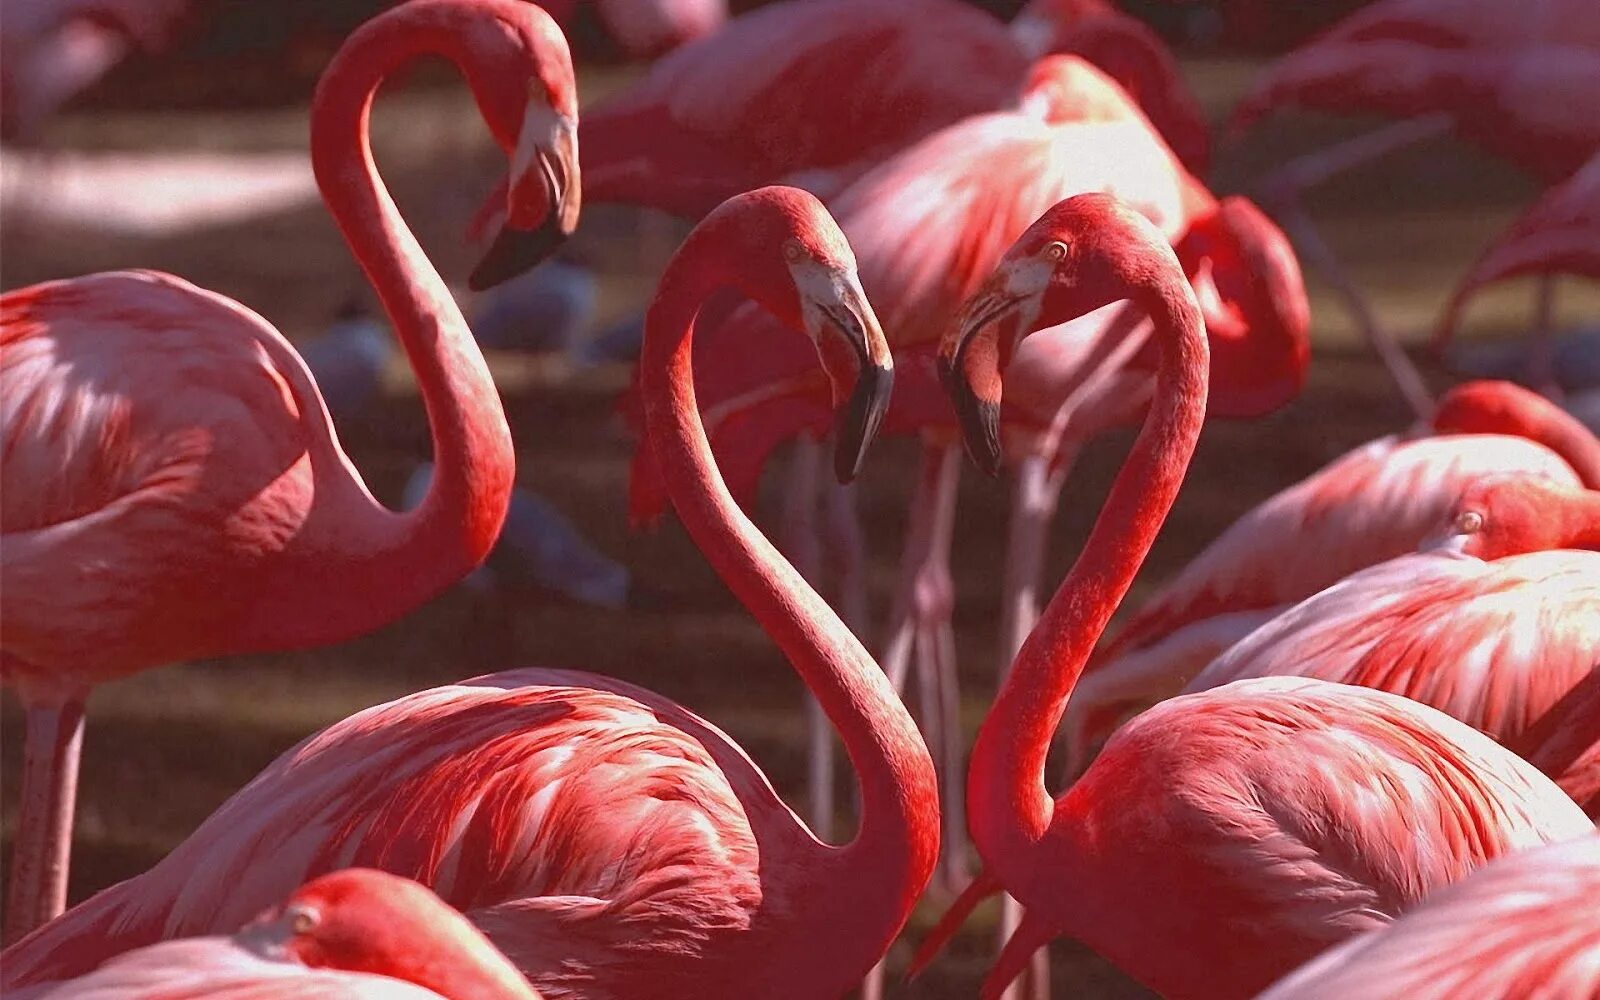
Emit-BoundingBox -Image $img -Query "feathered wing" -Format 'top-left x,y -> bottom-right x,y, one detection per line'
0,670 -> 789,999
1515,668 -> 1600,817
1055,678 -> 1594,998
1185,550 -> 1600,746
1091,433 -> 1581,668
8,938 -> 447,1000
1258,833 -> 1600,1000
0,271 -> 326,688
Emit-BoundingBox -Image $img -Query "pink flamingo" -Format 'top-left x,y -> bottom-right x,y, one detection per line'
0,0 -> 582,939
1,186 -> 936,1000
1514,669 -> 1600,818
1436,151 -> 1600,395
10,869 -> 543,1000
578,0 -> 1210,218
913,192 -> 1593,998
1258,833 -> 1600,999
1062,379 -> 1600,771
538,0 -> 726,59
1178,475 -> 1599,791
1229,0 -> 1600,417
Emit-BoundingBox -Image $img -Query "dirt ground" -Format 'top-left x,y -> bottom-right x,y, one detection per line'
2,56 -> 1595,996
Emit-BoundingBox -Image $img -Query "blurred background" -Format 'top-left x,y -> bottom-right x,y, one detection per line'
1,0 -> 1595,995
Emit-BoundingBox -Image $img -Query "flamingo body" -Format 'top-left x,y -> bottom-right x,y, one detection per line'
1258,833 -> 1600,1000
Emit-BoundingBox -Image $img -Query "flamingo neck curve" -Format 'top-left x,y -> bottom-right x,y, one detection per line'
304,5 -> 514,620
638,232 -> 938,976
968,272 -> 1209,879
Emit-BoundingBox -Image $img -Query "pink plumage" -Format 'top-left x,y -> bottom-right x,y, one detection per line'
1064,381 -> 1600,769
1259,833 -> 1600,999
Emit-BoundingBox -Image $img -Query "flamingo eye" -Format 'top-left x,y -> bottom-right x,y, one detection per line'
288,907 -> 319,934
782,240 -> 805,263
1454,510 -> 1484,535
1044,241 -> 1068,262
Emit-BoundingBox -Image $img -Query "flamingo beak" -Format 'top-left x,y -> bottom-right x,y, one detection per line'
811,271 -> 893,484
468,104 -> 581,291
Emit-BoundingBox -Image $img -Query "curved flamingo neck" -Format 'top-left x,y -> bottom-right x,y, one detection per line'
1432,382 -> 1600,489
969,273 -> 1208,872
638,232 -> 937,967
304,10 -> 513,618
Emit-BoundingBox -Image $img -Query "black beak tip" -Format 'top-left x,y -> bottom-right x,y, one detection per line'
833,363 -> 894,485
468,216 -> 569,292
951,384 -> 1003,479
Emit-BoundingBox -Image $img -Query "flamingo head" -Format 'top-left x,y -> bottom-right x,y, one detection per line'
940,192 -> 1178,475
236,868 -> 538,999
1431,474 -> 1600,560
464,2 -> 582,290
703,187 -> 894,483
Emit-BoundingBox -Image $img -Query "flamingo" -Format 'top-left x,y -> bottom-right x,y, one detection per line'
626,56 -> 1304,899
537,0 -> 726,59
0,186 -> 936,1000
912,192 -> 1593,998
1177,474 -> 1599,793
1062,378 -> 1600,771
1514,669 -> 1600,818
1228,0 -> 1600,417
1258,833 -> 1600,999
1436,151 -> 1600,402
10,869 -> 544,1000
0,0 -> 582,939
578,0 -> 1210,219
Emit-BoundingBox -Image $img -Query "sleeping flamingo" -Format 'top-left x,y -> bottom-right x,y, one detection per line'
1062,378 -> 1600,771
1229,0 -> 1600,416
1258,833 -> 1600,999
1177,475 -> 1599,793
0,0 -> 581,939
0,187 -> 936,1000
913,192 -> 1593,998
11,869 -> 543,999
579,0 -> 1210,218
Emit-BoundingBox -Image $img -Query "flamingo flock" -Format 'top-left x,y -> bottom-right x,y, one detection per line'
1,0 -> 1596,998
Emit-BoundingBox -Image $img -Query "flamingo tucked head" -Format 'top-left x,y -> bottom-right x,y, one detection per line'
1178,196 -> 1311,419
236,868 -> 540,1000
696,187 -> 895,483
456,0 -> 583,290
1432,474 -> 1600,561
940,191 -> 1181,475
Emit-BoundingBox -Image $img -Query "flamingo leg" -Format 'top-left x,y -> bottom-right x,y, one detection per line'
1258,114 -> 1453,422
993,451 -> 1069,1000
5,696 -> 86,941
1529,275 -> 1561,398
778,435 -> 835,840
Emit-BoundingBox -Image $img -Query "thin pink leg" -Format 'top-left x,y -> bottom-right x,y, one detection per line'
1259,114 -> 1454,423
778,436 -> 835,840
994,452 -> 1069,1000
6,697 -> 86,941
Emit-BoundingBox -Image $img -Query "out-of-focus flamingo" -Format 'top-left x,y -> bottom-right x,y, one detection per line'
0,187 -> 936,1000
1230,0 -> 1600,417
1063,379 -> 1600,771
1514,669 -> 1600,818
912,192 -> 1593,998
10,869 -> 543,1000
0,0 -> 582,939
1179,475 -> 1599,789
1258,833 -> 1600,1000
579,0 -> 1210,218
0,0 -> 188,141
297,299 -> 396,425
1436,152 -> 1600,402
539,0 -> 726,58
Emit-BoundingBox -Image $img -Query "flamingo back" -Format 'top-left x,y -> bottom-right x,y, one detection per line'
1258,833 -> 1600,1000
1184,550 -> 1600,746
0,670 -> 784,999
1050,676 -> 1594,999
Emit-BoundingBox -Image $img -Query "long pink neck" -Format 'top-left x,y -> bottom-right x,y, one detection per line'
305,12 -> 514,616
639,233 -> 937,971
968,276 -> 1208,875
